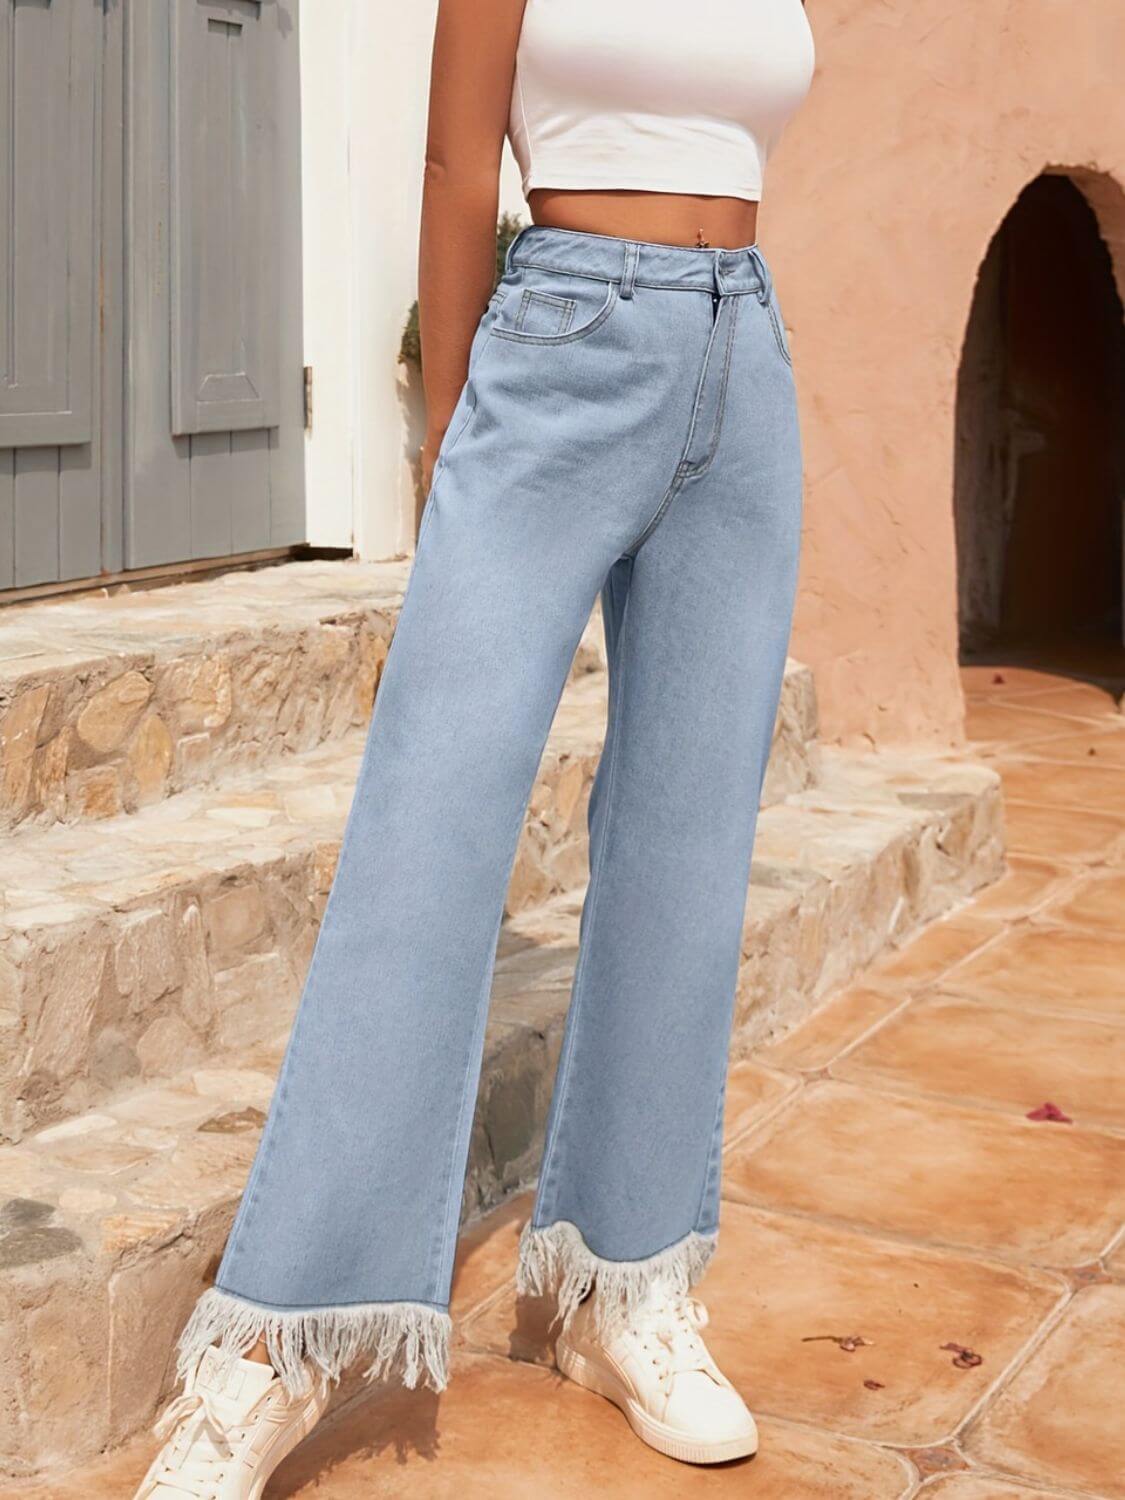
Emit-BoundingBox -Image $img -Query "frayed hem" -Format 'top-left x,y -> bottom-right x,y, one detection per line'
177,1287 -> 452,1397
516,1219 -> 717,1331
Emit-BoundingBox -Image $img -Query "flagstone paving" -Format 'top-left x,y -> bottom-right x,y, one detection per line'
14,664 -> 1124,1496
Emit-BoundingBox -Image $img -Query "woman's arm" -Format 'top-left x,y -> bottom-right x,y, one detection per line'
419,0 -> 528,494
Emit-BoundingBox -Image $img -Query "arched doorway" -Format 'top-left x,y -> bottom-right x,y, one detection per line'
954,173 -> 1125,674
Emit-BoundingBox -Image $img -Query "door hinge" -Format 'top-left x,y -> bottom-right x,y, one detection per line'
303,365 -> 314,433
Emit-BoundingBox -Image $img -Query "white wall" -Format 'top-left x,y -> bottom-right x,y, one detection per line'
300,2 -> 526,559
297,0 -> 355,550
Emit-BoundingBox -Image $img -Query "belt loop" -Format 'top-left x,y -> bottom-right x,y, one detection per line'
748,245 -> 772,306
504,225 -> 528,275
619,241 -> 639,300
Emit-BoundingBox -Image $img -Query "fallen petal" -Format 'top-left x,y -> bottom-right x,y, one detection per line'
1027,1102 -> 1073,1124
941,1342 -> 984,1368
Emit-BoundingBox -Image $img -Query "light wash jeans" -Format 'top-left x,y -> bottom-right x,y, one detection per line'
180,227 -> 804,1395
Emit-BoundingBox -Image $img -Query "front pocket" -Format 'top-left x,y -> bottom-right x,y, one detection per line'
515,288 -> 577,337
491,271 -> 619,347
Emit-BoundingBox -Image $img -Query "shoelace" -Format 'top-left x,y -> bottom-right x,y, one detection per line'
142,1389 -> 239,1498
631,1295 -> 715,1398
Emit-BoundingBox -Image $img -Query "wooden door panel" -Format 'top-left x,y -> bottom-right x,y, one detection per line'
0,0 -> 97,449
170,0 -> 281,435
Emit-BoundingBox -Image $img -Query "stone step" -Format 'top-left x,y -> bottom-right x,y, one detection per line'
0,747 -> 1001,1476
0,674 -> 598,1144
0,559 -> 407,835
0,657 -> 816,1144
0,558 -> 819,835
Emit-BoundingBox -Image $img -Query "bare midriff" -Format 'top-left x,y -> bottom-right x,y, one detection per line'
528,189 -> 760,251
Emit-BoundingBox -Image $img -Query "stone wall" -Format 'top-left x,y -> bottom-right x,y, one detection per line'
0,617 -> 392,833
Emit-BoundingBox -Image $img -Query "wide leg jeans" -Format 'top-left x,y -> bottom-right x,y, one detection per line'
180,227 -> 804,1394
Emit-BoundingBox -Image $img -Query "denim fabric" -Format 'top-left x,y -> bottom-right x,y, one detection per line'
213,227 -> 803,1339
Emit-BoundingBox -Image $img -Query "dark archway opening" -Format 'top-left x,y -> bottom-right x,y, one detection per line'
955,174 -> 1125,686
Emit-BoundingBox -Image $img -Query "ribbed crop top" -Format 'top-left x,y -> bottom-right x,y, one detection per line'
508,0 -> 815,204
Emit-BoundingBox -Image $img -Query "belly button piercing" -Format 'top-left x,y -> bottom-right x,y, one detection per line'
695,227 -> 711,248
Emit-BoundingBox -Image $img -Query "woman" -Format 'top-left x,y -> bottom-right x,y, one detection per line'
136,0 -> 814,1493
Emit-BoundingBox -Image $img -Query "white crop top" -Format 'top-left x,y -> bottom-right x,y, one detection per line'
509,0 -> 815,204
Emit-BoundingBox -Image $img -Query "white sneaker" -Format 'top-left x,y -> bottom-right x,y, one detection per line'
134,1347 -> 329,1499
555,1280 -> 758,1465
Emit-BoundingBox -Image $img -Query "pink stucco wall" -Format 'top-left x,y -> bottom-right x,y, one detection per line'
764,1 -> 1125,745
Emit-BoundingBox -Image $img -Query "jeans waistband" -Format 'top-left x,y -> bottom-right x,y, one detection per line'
506,225 -> 773,302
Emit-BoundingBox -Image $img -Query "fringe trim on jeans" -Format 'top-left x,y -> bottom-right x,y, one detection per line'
176,1286 -> 452,1397
516,1219 -> 718,1332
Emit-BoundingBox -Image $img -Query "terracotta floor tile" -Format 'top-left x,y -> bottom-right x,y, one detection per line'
998,759 -> 1125,816
11,1442 -> 151,1500
271,1355 -> 914,1499
1000,800 -> 1125,862
835,993 -> 1125,1129
449,1193 -> 530,1325
460,1203 -> 1061,1448
961,665 -> 1073,698
1042,871 -> 1125,937
918,1477 -> 1096,1499
0,1366 -> 914,1499
966,1283 -> 1125,1499
460,1274 -> 560,1369
723,1081 -> 1125,1266
760,986 -> 907,1072
1017,728 -> 1125,767
865,915 -> 1003,989
729,1418 -> 915,1499
723,1059 -> 799,1142
963,857 -> 1074,920
964,701 -> 1095,746
1002,683 -> 1122,720
945,925 -> 1125,1021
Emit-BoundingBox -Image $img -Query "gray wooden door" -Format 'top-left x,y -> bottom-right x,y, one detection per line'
0,0 -> 305,592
